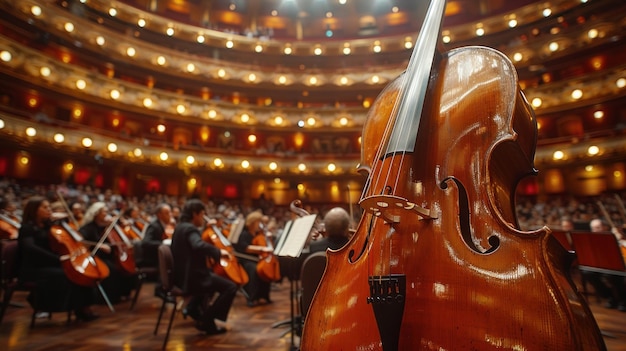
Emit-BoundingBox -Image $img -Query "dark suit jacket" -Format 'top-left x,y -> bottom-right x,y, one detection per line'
309,235 -> 349,253
170,221 -> 221,294
141,219 -> 164,267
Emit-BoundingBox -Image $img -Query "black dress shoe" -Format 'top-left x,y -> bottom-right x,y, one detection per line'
75,311 -> 100,322
182,307 -> 202,321
205,326 -> 227,336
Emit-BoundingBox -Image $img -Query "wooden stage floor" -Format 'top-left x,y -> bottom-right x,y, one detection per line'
1,280 -> 625,350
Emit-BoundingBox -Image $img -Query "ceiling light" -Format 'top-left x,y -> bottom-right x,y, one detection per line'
314,47 -> 322,55
166,27 -> 174,36
75,79 -> 86,90
108,8 -> 117,17
31,6 -> 42,16
197,34 -> 205,43
96,36 -> 105,46
553,150 -> 564,160
269,162 -> 278,171
25,127 -> 37,137
53,133 -> 64,143
241,160 -> 250,169
64,22 -> 75,33
126,47 -> 136,57
226,40 -> 234,48
107,143 -> 118,153
156,56 -> 166,65
81,137 -> 93,148
255,44 -> 263,53
186,155 -> 195,164
40,66 -> 51,77
571,89 -> 583,100
159,152 -> 168,161
0,50 -> 12,62
137,18 -> 146,27
284,46 -> 292,55
110,89 -> 120,100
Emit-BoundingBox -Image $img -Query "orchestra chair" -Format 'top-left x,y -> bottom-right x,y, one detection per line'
0,239 -> 71,327
299,251 -> 327,321
129,241 -> 158,311
569,231 -> 626,277
153,244 -> 189,351
550,230 -> 574,252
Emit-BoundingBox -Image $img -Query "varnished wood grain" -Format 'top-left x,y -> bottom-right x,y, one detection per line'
0,280 -> 624,350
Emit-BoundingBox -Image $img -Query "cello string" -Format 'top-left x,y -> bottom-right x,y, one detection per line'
386,0 -> 447,196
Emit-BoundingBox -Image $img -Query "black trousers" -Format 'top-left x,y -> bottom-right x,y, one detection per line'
187,273 -> 237,324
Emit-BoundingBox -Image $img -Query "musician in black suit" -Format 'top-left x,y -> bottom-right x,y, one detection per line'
170,199 -> 237,335
309,207 -> 351,253
141,203 -> 172,268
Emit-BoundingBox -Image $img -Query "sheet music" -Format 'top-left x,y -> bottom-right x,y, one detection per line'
276,214 -> 317,257
273,220 -> 293,255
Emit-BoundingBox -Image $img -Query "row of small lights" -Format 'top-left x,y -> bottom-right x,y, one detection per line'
0,48 -> 357,126
31,0 -> 593,57
2,118 -> 605,173
529,77 -> 626,109
0,119 -> 342,173
4,45 -> 622,116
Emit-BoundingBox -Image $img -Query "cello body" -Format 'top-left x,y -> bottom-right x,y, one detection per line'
49,221 -> 110,287
301,46 -> 606,350
252,231 -> 281,283
110,224 -> 137,275
202,223 -> 249,286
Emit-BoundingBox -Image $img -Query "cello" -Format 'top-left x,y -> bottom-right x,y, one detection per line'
252,223 -> 281,283
301,0 -> 606,350
49,219 -> 110,288
202,215 -> 249,285
0,212 -> 20,240
49,191 -> 110,287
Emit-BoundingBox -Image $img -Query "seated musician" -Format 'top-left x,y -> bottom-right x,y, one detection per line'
309,207 -> 352,253
586,218 -> 626,311
141,203 -> 173,269
17,196 -> 99,321
79,202 -> 134,304
70,201 -> 85,227
170,199 -> 237,335
233,210 -> 274,307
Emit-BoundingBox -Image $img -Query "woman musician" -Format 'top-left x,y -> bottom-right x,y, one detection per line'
17,196 -> 99,321
232,210 -> 277,307
79,202 -> 135,304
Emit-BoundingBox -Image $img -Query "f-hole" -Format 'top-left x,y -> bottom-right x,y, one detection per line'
440,177 -> 499,254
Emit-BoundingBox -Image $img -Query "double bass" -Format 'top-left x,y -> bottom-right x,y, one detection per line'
202,215 -> 249,285
301,0 -> 606,350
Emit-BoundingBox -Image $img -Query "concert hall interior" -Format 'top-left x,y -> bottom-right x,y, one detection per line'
1,0 -> 626,350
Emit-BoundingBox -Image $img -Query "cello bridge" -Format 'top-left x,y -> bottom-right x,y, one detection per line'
360,194 -> 436,223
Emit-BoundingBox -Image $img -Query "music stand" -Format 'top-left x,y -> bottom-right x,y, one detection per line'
271,214 -> 316,350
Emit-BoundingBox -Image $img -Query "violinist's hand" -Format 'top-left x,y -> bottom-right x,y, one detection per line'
100,243 -> 112,254
59,254 -> 71,262
219,249 -> 231,259
51,212 -> 69,221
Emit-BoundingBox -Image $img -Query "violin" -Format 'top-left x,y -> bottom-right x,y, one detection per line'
301,0 -> 605,349
201,216 -> 249,285
251,224 -> 281,283
0,212 -> 20,240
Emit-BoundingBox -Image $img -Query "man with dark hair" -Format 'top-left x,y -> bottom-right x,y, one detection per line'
170,199 -> 237,334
